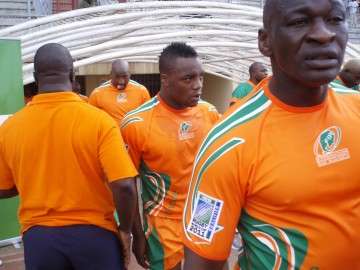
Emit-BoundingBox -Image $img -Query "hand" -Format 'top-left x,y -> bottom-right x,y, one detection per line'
132,233 -> 150,269
118,230 -> 132,270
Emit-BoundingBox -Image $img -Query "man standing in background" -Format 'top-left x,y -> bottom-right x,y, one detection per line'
89,59 -> 151,125
229,62 -> 268,105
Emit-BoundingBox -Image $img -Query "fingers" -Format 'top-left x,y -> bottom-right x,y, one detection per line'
136,253 -> 150,269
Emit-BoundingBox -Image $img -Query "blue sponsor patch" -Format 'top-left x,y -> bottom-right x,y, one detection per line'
187,192 -> 223,242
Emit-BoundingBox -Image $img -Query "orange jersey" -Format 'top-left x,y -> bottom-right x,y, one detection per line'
121,95 -> 220,220
0,92 -> 137,234
89,81 -> 150,124
183,78 -> 360,269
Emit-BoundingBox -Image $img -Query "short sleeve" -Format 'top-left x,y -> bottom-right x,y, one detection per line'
120,115 -> 145,170
0,135 -> 14,189
98,114 -> 138,182
88,89 -> 99,107
207,105 -> 221,124
142,87 -> 151,102
183,138 -> 245,260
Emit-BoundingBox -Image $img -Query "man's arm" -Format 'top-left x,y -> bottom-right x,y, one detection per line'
109,177 -> 137,269
131,183 -> 150,268
109,178 -> 137,232
184,247 -> 226,270
0,186 -> 18,199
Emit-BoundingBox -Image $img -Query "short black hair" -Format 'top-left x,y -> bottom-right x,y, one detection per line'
159,42 -> 198,73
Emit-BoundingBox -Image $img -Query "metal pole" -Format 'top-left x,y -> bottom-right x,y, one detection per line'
27,0 -> 32,19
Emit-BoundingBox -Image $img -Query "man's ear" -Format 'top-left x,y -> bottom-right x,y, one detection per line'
258,28 -> 272,57
33,72 -> 38,87
160,73 -> 168,87
69,69 -> 74,83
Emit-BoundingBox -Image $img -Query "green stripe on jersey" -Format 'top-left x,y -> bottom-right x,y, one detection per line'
191,138 -> 245,209
195,90 -> 271,165
123,96 -> 159,119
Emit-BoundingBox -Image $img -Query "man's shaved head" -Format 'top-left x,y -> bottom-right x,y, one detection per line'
263,0 -> 282,29
110,59 -> 130,90
33,43 -> 74,92
340,59 -> 360,88
34,43 -> 73,75
249,62 -> 268,84
111,59 -> 129,74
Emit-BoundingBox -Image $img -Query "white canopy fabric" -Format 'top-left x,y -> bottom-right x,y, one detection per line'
0,1 -> 359,84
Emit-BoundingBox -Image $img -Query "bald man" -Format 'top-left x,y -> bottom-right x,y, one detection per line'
0,43 -> 138,270
229,62 -> 268,106
89,59 -> 151,124
183,0 -> 360,269
334,59 -> 360,90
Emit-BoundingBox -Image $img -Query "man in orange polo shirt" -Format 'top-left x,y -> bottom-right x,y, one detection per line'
89,59 -> 151,124
0,43 -> 138,270
183,0 -> 360,269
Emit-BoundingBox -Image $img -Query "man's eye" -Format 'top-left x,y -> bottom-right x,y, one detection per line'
288,18 -> 309,27
327,16 -> 344,24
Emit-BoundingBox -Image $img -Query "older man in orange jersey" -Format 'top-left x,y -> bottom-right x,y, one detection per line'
89,59 -> 151,124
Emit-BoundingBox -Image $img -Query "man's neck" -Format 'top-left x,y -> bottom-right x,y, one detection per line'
269,76 -> 328,107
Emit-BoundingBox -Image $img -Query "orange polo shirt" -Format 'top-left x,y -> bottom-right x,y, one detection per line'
89,81 -> 151,124
0,91 -> 137,234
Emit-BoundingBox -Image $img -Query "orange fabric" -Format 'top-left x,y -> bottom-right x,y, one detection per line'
146,215 -> 184,269
183,78 -> 360,269
89,81 -> 150,124
121,95 -> 220,220
121,95 -> 219,267
0,91 -> 137,234
78,94 -> 89,102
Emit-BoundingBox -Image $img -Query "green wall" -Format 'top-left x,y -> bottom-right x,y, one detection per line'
0,39 -> 24,244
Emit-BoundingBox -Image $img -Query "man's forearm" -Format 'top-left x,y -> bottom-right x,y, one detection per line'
0,186 -> 18,199
132,198 -> 144,238
110,178 -> 137,232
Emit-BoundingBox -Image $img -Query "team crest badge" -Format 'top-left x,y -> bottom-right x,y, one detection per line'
116,93 -> 127,103
313,126 -> 350,167
178,121 -> 194,140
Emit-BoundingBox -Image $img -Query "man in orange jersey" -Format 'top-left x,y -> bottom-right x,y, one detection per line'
0,43 -> 138,270
183,0 -> 360,269
89,59 -> 151,124
229,62 -> 268,106
121,42 -> 220,270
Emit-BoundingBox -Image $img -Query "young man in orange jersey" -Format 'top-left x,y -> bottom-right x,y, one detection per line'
183,0 -> 360,269
89,59 -> 151,124
0,43 -> 138,270
121,42 -> 220,270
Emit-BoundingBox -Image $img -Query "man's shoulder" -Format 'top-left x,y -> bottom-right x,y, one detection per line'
91,84 -> 112,95
233,81 -> 254,98
330,81 -> 360,96
121,96 -> 159,129
197,89 -> 270,159
197,100 -> 218,113
127,80 -> 148,91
